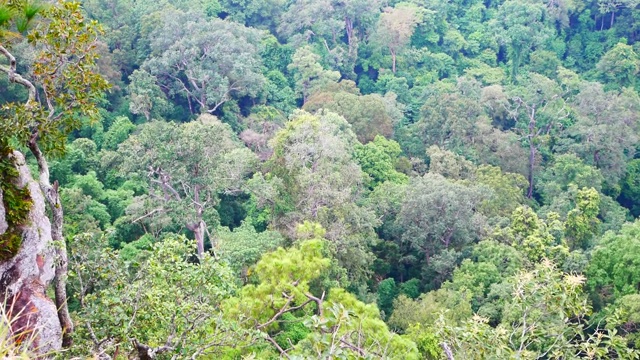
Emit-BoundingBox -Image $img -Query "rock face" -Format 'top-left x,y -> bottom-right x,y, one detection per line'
0,186 -> 7,234
0,151 -> 62,353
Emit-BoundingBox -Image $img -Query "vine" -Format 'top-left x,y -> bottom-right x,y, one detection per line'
0,142 -> 32,262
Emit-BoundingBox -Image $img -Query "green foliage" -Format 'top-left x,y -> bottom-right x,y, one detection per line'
217,221 -> 284,273
597,42 -> 639,90
388,289 -> 473,332
587,221 -> 640,308
405,324 -> 443,360
0,147 -> 32,261
70,235 -> 245,358
565,187 -> 601,250
295,288 -> 420,359
101,116 -> 135,150
399,278 -> 421,299
397,173 -> 488,263
376,278 -> 398,318
287,46 -> 341,102
441,260 -> 639,359
304,89 -> 401,143
494,206 -> 568,263
473,164 -> 528,219
355,135 -> 408,189
223,239 -> 331,329
143,9 -> 265,115
126,70 -> 172,121
494,0 -> 552,82
619,159 -> 640,217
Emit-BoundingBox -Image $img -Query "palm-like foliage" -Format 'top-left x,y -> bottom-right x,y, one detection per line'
0,0 -> 45,41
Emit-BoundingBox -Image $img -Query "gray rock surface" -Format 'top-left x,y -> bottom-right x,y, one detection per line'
0,188 -> 7,235
0,151 -> 62,354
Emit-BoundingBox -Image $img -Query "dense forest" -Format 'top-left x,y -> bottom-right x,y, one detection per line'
1,0 -> 640,358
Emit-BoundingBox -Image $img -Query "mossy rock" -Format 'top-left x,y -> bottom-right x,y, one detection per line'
0,146 -> 32,261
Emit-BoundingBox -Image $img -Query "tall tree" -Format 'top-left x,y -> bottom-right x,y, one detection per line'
506,73 -> 567,198
144,9 -> 265,114
127,69 -> 172,121
223,235 -> 420,358
69,235 -> 248,358
396,173 -> 488,264
287,46 -> 341,104
494,0 -> 552,82
596,43 -> 639,91
279,0 -> 382,73
557,83 -> 639,185
304,88 -> 402,143
442,261 -> 637,359
113,115 -> 257,257
264,110 -> 377,280
372,3 -> 424,73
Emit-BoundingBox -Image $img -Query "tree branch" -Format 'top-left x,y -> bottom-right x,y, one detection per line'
0,45 -> 37,104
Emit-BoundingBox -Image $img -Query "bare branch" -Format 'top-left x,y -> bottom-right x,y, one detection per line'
0,45 -> 37,104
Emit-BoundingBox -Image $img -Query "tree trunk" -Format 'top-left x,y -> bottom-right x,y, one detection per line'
29,140 -> 73,347
527,141 -> 535,198
51,191 -> 73,348
527,132 -> 536,199
190,184 -> 206,258
345,17 -> 355,57
391,49 -> 397,73
194,221 -> 205,258
611,10 -> 615,28
441,342 -> 455,360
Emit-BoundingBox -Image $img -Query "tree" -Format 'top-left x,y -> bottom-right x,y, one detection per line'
441,261 -> 638,359
472,165 -> 528,220
538,154 -> 605,206
413,89 -> 484,154
442,239 -> 525,321
265,110 -> 377,280
557,83 -> 640,185
396,173 -> 488,263
304,89 -> 402,143
113,115 -> 257,257
372,3 -> 425,73
596,43 -> 639,91
597,0 -> 640,28
127,69 -> 172,121
216,221 -> 284,275
506,73 -> 567,198
494,0 -> 552,82
70,235 -> 248,358
619,159 -> 640,217
587,220 -> 640,308
426,146 -> 475,180
278,0 -> 382,73
564,187 -> 601,250
354,135 -> 408,189
388,289 -> 473,332
223,236 -> 420,359
102,116 -> 136,150
493,206 -> 568,263
1,0 -> 109,349
287,46 -> 340,104
221,0 -> 287,29
144,9 -> 265,114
